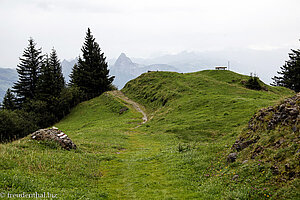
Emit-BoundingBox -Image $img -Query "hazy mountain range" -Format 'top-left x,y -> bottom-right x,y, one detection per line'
0,53 -> 179,100
0,68 -> 18,102
61,58 -> 78,83
109,53 -> 179,89
131,49 -> 288,84
58,53 -> 179,89
0,48 -> 289,101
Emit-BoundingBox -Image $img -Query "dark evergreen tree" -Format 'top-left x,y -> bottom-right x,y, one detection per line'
2,89 -> 16,110
272,46 -> 300,92
49,48 -> 65,94
70,28 -> 114,99
37,48 -> 65,101
13,38 -> 43,105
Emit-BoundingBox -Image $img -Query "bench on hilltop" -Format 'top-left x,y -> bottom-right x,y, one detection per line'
215,66 -> 227,70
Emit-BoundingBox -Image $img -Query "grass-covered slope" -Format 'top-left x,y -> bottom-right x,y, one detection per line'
121,70 -> 298,199
122,70 -> 292,142
0,94 -> 144,199
0,70 -> 297,199
230,93 -> 300,199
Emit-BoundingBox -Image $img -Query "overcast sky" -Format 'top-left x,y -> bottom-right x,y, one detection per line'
1,0 -> 300,69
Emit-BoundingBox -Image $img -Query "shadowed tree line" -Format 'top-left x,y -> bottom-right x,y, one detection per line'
0,28 -> 114,142
272,44 -> 300,92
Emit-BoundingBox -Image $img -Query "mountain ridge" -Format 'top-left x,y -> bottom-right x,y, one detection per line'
0,68 -> 18,102
109,53 -> 178,89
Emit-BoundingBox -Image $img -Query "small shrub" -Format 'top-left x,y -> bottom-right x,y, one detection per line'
245,76 -> 262,90
178,143 -> 191,153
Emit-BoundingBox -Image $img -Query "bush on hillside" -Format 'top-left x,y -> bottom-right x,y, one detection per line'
56,86 -> 84,118
245,76 -> 262,90
0,86 -> 84,143
0,110 -> 38,142
22,100 -> 57,128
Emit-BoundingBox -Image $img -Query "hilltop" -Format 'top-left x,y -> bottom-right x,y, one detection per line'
122,70 -> 291,140
0,70 -> 297,199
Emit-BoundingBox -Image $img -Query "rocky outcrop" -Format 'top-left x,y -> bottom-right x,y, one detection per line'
228,93 -> 300,182
229,93 -> 300,168
31,127 -> 77,150
231,136 -> 260,152
249,93 -> 300,131
231,93 -> 300,153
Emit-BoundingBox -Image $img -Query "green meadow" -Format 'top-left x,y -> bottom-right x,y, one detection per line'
0,70 -> 297,199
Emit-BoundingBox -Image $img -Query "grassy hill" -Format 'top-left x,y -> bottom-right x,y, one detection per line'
122,70 -> 291,141
0,70 -> 297,199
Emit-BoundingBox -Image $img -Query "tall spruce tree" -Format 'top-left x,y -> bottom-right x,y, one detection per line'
13,38 -> 43,105
2,89 -> 16,110
272,46 -> 300,92
37,48 -> 65,101
70,28 -> 114,99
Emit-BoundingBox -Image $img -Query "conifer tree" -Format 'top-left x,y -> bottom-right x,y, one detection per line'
70,28 -> 114,99
37,48 -> 65,101
49,48 -> 65,94
13,38 -> 43,105
272,46 -> 300,92
2,89 -> 16,110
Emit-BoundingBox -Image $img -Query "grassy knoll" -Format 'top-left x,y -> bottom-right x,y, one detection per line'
123,70 -> 292,142
122,70 -> 297,199
0,70 -> 297,199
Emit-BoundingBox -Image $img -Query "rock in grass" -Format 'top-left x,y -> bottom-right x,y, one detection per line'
31,127 -> 77,150
119,107 -> 129,114
231,137 -> 259,152
242,160 -> 248,164
227,152 -> 238,163
232,174 -> 239,181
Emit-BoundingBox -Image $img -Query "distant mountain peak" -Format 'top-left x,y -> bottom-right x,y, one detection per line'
114,53 -> 133,66
119,53 -> 127,57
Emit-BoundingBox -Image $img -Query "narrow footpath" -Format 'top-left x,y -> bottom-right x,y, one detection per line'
99,91 -> 188,199
108,90 -> 148,124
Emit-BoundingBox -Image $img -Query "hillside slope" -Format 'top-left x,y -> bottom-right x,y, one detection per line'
122,70 -> 291,141
122,70 -> 298,199
0,70 -> 297,199
230,93 -> 300,199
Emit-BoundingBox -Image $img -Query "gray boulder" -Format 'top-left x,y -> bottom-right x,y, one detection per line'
31,127 -> 77,150
227,152 -> 238,163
